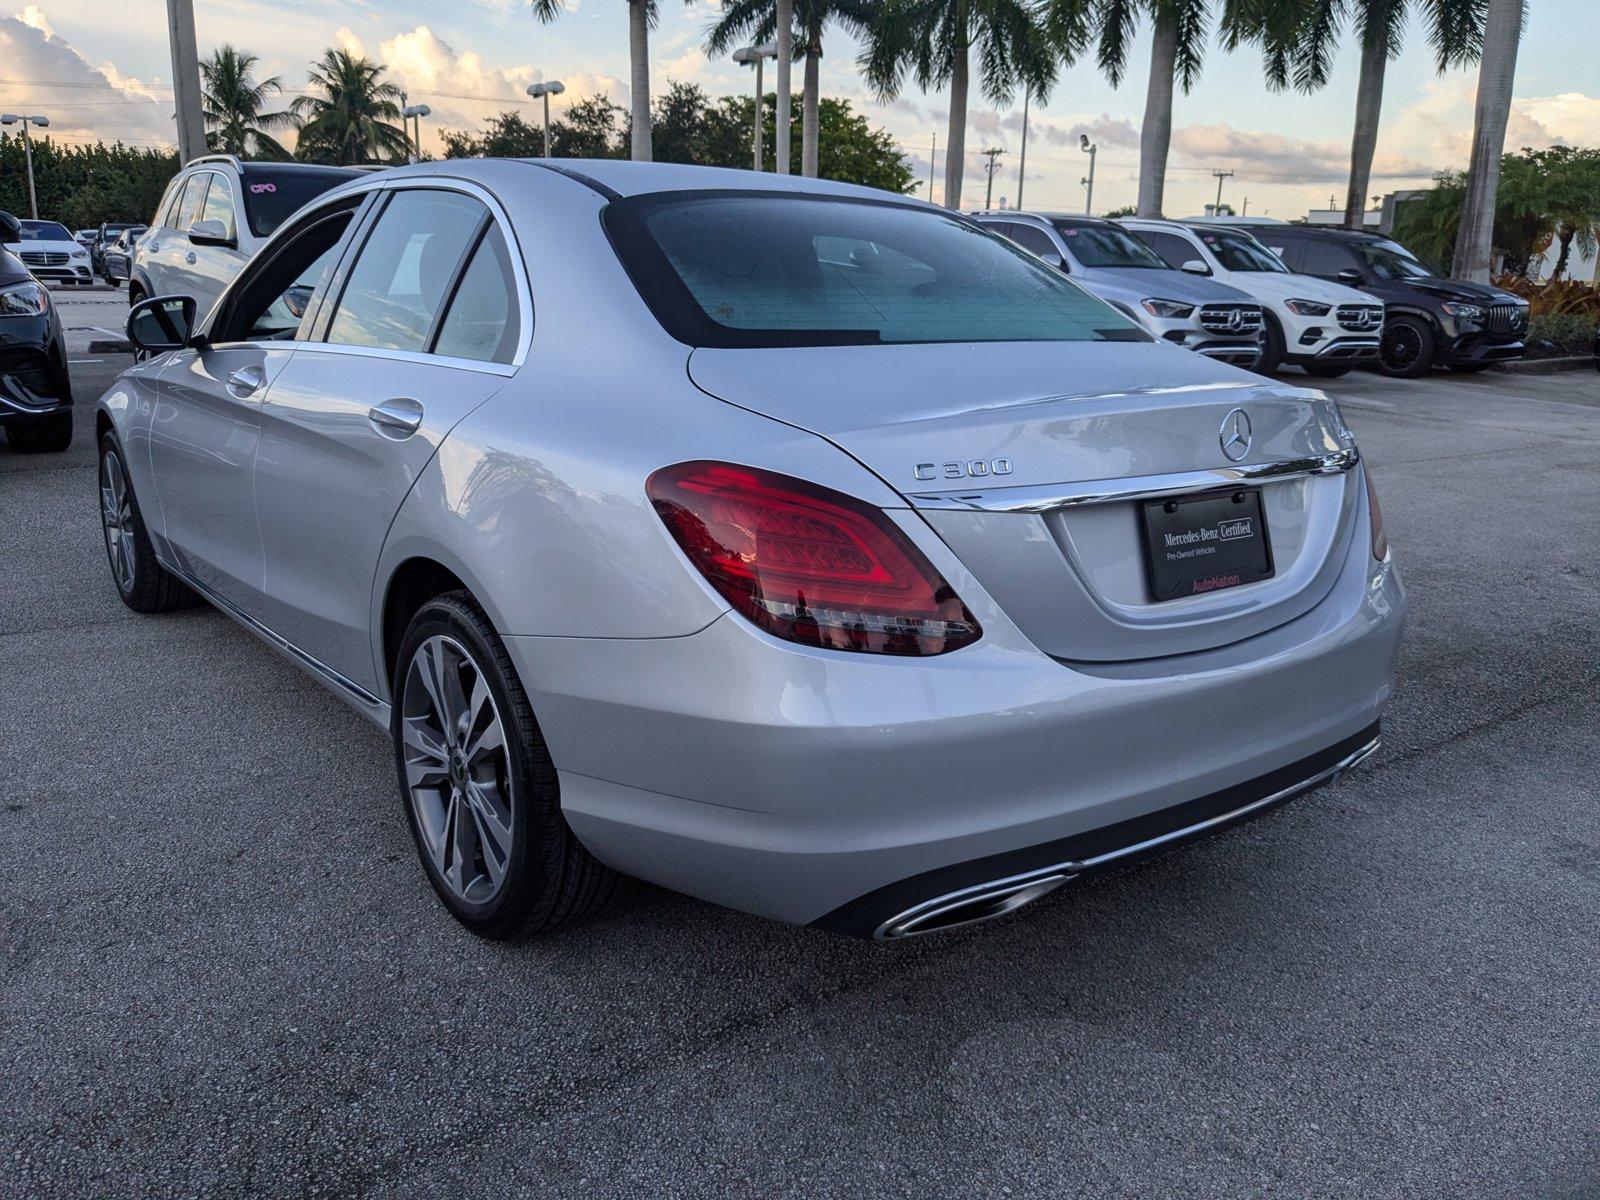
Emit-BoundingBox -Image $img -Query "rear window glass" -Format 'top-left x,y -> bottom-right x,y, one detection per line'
19,221 -> 73,242
606,193 -> 1143,349
239,167 -> 358,238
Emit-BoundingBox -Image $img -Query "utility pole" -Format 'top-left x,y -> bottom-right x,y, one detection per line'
1015,85 -> 1030,210
981,147 -> 1005,211
928,134 -> 936,204
1242,196 -> 1249,215
1212,168 -> 1235,213
165,0 -> 207,164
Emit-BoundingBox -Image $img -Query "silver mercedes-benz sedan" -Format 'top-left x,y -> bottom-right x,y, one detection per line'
98,160 -> 1405,940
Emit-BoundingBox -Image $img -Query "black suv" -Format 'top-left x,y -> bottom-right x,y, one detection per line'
0,211 -> 73,453
1236,224 -> 1529,377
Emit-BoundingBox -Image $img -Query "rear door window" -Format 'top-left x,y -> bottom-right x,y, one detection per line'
324,190 -> 488,354
1004,222 -> 1062,261
1298,238 -> 1360,278
1263,235 -> 1305,271
433,225 -> 522,363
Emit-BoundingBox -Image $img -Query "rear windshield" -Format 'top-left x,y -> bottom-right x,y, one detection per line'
1196,228 -> 1288,273
239,167 -> 357,238
1053,221 -> 1170,269
19,221 -> 74,242
605,193 -> 1144,348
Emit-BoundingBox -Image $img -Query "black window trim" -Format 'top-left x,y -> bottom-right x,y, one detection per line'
602,188 -> 1145,349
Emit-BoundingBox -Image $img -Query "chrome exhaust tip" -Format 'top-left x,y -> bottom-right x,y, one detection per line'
875,868 -> 1079,940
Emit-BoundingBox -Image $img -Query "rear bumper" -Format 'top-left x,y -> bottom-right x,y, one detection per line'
508,510 -> 1406,929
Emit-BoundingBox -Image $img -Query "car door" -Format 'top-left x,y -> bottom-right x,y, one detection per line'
252,185 -> 527,693
143,196 -> 364,614
188,172 -> 250,319
145,173 -> 207,298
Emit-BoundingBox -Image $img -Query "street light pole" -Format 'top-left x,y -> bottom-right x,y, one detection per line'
526,81 -> 566,157
733,44 -> 777,171
1,114 -> 49,219
1015,85 -> 1029,210
1211,168 -> 1235,213
1080,134 -> 1097,216
400,104 -> 431,163
164,0 -> 207,164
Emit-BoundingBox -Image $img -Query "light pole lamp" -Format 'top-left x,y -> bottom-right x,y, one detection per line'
400,104 -> 431,164
2,114 -> 49,220
525,81 -> 566,157
1079,133 -> 1097,217
732,43 -> 778,172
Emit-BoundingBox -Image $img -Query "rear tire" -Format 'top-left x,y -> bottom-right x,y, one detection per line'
1253,315 -> 1285,376
392,593 -> 619,939
98,433 -> 199,613
8,412 -> 72,453
1303,363 -> 1351,378
1377,315 -> 1437,378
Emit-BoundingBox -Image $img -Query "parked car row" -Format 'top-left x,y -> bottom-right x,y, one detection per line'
0,210 -> 73,452
977,211 -> 1530,380
92,159 -> 1406,943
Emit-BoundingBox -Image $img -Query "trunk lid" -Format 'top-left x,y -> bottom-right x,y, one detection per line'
688,342 -> 1360,662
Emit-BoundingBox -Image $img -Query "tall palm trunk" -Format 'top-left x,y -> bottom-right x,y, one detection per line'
802,39 -> 821,177
1343,24 -> 1389,229
1453,0 -> 1522,282
943,30 -> 969,209
629,0 -> 652,161
1137,5 -> 1178,217
775,0 -> 793,174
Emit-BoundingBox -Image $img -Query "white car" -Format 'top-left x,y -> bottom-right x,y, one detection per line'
15,219 -> 93,285
131,155 -> 364,320
1121,218 -> 1384,377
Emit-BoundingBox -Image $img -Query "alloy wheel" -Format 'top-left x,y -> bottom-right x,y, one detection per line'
1380,324 -> 1422,373
100,450 -> 136,595
400,635 -> 515,905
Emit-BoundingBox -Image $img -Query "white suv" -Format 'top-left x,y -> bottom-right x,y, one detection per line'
1120,218 -> 1384,377
131,156 -> 365,320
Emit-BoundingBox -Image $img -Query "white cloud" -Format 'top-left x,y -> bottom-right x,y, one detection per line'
0,12 -> 171,146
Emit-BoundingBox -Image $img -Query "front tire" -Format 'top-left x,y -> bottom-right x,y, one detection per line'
1377,315 -> 1437,378
98,433 -> 198,612
8,411 -> 72,453
1253,316 -> 1285,376
392,593 -> 619,939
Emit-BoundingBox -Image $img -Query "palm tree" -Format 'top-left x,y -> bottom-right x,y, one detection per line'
1453,0 -> 1523,283
861,0 -> 1058,209
707,0 -> 873,176
1257,1 -> 1483,229
290,49 -> 409,166
200,46 -> 293,160
533,0 -> 658,160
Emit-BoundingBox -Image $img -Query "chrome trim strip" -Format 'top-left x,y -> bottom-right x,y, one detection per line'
906,446 -> 1359,513
875,735 -> 1380,940
161,559 -> 387,713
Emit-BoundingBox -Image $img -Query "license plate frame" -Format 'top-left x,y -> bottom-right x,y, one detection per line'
1140,487 -> 1275,602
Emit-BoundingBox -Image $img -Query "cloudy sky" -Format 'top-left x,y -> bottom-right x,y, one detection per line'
2,0 -> 1596,217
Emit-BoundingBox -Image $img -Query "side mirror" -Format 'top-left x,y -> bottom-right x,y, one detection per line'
188,219 -> 235,248
1180,259 -> 1211,276
0,211 -> 20,245
1336,267 -> 1365,285
1037,251 -> 1067,272
128,295 -> 199,355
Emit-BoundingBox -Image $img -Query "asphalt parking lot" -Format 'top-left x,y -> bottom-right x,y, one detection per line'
4,286 -> 1598,1198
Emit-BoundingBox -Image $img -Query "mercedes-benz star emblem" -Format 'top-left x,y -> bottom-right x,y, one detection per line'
1220,407 -> 1252,462
1225,308 -> 1244,331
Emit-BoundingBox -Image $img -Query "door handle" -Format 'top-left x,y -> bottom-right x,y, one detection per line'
148,241 -> 160,253
368,397 -> 424,438
226,365 -> 266,398
185,251 -> 198,265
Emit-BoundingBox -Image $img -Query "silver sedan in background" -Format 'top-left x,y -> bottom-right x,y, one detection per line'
98,160 -> 1404,940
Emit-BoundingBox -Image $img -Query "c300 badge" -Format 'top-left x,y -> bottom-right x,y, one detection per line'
914,458 -> 1014,482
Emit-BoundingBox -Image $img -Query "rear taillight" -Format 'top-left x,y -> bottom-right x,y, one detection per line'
647,461 -> 981,656
1364,465 -> 1388,561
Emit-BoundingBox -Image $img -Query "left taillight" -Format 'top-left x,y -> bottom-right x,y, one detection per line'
1364,465 -> 1388,561
647,460 -> 981,656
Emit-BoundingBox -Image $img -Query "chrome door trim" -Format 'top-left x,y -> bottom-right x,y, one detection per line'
874,733 -> 1380,940
906,447 -> 1359,513
160,555 -> 390,723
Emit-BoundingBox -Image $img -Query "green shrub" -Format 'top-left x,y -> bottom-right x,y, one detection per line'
1527,312 -> 1595,356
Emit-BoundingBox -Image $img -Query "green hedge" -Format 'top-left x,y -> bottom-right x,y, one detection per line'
0,136 -> 179,229
1527,313 -> 1595,357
